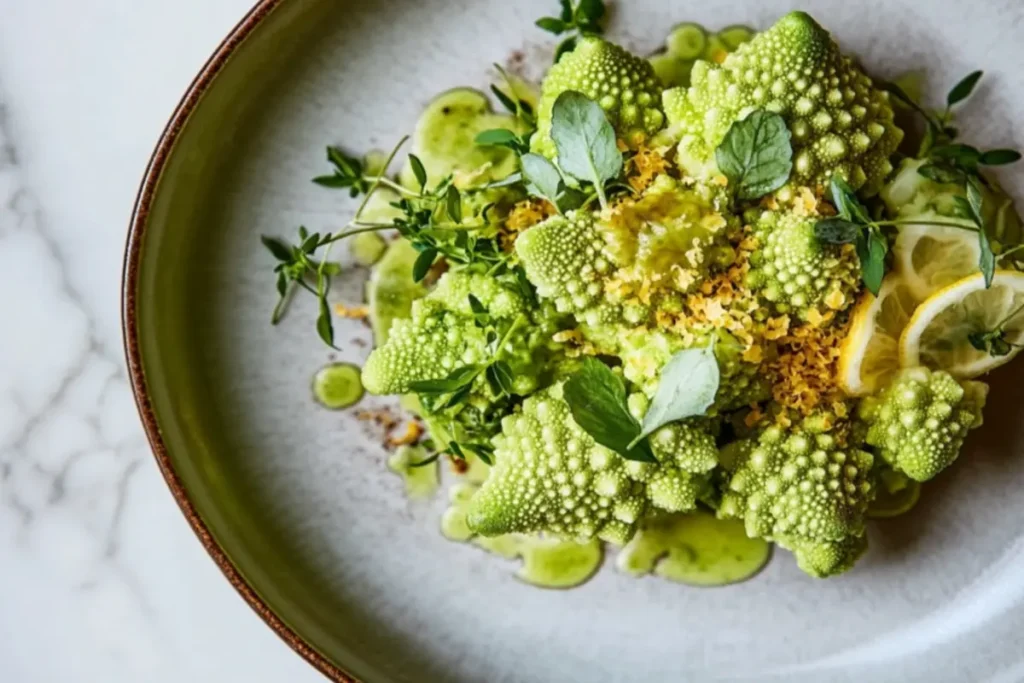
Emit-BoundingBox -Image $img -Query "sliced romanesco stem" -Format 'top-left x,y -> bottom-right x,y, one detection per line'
531,37 -> 666,159
859,367 -> 989,482
719,419 -> 876,578
781,533 -> 868,579
747,210 -> 861,319
663,11 -> 903,195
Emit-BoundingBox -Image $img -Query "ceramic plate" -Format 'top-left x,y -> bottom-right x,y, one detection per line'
123,1 -> 1024,681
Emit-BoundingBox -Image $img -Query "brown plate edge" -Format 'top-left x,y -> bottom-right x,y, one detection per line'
119,1 -> 357,681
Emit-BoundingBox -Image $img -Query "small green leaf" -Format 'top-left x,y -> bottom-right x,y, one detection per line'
978,226 -> 995,288
715,110 -> 793,200
409,365 -> 480,394
475,128 -> 520,147
312,174 -> 348,188
967,331 -> 989,352
536,16 -> 568,34
859,229 -> 888,296
829,175 -> 871,224
520,153 -> 564,205
412,247 -> 437,282
966,177 -> 985,225
555,37 -> 578,62
918,163 -> 965,185
814,217 -> 863,244
563,358 -> 656,463
979,149 -> 1022,166
629,347 -> 720,448
931,143 -> 982,171
550,91 -> 623,202
467,294 -> 487,316
409,154 -> 428,190
409,453 -> 441,468
275,271 -> 288,297
316,297 -> 336,348
490,85 -> 520,116
261,235 -> 293,262
486,360 -> 515,397
578,0 -> 606,25
446,185 -> 463,223
947,70 -> 984,107
437,383 -> 474,410
558,0 -> 573,22
301,232 -> 321,254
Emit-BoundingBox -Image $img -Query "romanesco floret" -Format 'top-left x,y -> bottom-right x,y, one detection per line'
466,383 -> 711,544
786,534 -> 867,579
747,210 -> 860,319
718,419 -> 875,577
515,210 -> 615,321
859,367 -> 989,482
363,270 -> 544,397
532,37 -> 666,159
662,11 -> 903,195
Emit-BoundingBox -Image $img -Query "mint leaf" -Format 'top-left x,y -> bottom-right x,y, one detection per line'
563,358 -> 655,463
521,153 -> 564,206
550,91 -> 623,208
629,347 -> 720,448
715,110 -> 793,200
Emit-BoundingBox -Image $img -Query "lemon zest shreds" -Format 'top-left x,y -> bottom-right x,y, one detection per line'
334,303 -> 370,319
503,198 -> 555,250
626,145 -> 670,193
767,318 -> 850,416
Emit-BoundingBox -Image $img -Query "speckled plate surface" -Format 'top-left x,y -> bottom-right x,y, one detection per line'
123,1 -> 1024,681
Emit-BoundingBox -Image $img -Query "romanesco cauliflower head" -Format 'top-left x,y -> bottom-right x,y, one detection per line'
628,393 -> 719,474
532,37 -> 666,159
663,11 -> 903,195
747,210 -> 860,319
363,270 -> 542,397
466,384 -> 710,544
719,419 -> 875,577
859,367 -> 989,482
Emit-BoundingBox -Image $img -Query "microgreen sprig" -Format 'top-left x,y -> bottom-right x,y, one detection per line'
968,301 -> 1024,358
535,0 -> 607,62
815,175 -> 994,294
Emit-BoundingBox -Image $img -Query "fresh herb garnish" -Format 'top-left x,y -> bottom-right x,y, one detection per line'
629,347 -> 720,449
550,91 -> 623,210
563,358 -> 656,463
262,134 -> 516,345
475,65 -> 537,155
715,110 -> 794,200
816,175 -> 988,295
968,301 -> 1024,357
535,0 -> 607,62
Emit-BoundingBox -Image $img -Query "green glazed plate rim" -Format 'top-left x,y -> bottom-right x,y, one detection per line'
120,0 -> 357,680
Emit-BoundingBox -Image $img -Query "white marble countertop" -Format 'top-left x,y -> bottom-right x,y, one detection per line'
0,1 -> 323,681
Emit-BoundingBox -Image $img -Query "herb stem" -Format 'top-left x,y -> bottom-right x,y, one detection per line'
998,244 -> 1024,262
880,219 -> 979,232
492,314 -> 527,359
354,135 -> 410,220
319,223 -> 395,247
360,175 -> 420,198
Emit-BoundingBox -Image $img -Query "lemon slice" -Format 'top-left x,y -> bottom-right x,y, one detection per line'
838,276 -> 919,395
892,222 -> 981,301
900,270 -> 1024,378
